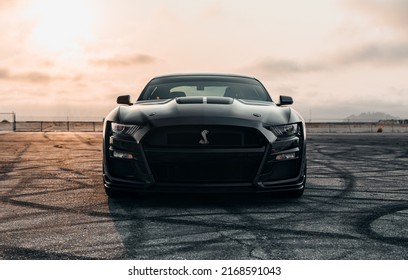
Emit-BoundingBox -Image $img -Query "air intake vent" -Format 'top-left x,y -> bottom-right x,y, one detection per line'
176,97 -> 203,104
207,97 -> 233,104
175,96 -> 233,104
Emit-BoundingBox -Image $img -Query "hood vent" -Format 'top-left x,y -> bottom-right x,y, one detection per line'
176,96 -> 233,105
207,97 -> 233,104
176,97 -> 203,104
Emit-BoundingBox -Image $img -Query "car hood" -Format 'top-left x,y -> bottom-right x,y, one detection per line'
114,97 -> 301,128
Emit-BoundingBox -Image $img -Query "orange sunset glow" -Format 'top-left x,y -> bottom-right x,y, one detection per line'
1,0 -> 408,121
27,0 -> 94,52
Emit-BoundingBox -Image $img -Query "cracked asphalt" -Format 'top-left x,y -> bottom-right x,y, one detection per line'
0,132 -> 407,259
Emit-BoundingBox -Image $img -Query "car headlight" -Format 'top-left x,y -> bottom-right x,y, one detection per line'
269,123 -> 300,137
111,122 -> 141,136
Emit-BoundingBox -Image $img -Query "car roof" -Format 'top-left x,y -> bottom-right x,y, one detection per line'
152,73 -> 256,80
147,73 -> 263,86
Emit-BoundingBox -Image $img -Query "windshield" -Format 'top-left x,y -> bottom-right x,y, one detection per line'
138,78 -> 271,102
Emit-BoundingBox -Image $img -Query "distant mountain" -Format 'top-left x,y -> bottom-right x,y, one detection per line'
344,112 -> 400,122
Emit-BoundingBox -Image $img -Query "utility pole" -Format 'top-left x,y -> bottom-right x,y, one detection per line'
12,112 -> 16,132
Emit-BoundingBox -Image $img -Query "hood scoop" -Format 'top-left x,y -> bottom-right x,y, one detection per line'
176,97 -> 203,104
176,96 -> 233,105
207,97 -> 233,104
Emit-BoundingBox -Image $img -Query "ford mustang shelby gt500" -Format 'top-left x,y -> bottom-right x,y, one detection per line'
103,74 -> 306,197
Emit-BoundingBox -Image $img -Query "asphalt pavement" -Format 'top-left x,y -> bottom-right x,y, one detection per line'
0,132 -> 407,259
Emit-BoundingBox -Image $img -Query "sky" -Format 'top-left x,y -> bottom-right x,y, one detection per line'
1,0 -> 407,121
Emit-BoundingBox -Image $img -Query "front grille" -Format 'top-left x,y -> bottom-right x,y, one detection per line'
142,125 -> 267,184
143,125 -> 266,147
144,148 -> 265,183
167,131 -> 242,146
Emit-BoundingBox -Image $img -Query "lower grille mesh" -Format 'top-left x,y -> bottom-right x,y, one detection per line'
145,149 -> 264,183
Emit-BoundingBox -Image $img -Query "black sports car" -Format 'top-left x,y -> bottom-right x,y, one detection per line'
103,74 -> 306,197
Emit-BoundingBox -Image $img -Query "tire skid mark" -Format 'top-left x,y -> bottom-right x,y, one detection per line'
108,212 -> 359,259
311,144 -> 407,169
122,205 -> 236,259
303,193 -> 408,203
185,204 -> 268,260
307,168 -> 408,177
0,244 -> 96,260
223,206 -> 280,260
157,237 -> 230,259
41,132 -> 51,141
143,215 -> 360,241
107,200 -> 151,259
1,133 -> 408,259
75,133 -> 96,146
1,144 -> 32,196
0,133 -> 107,259
0,215 -> 115,235
313,146 -> 357,200
356,203 -> 408,247
304,147 -> 357,213
213,197 -> 310,259
107,195 -> 354,259
0,183 -> 93,200
125,236 -> 229,260
310,137 -> 408,249
3,197 -> 112,218
0,144 -> 31,181
2,171 -> 96,198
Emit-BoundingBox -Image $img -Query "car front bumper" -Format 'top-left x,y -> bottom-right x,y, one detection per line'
103,124 -> 306,193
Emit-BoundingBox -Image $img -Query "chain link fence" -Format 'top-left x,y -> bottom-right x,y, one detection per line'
9,121 -> 103,132
0,113 -> 103,132
306,122 -> 408,133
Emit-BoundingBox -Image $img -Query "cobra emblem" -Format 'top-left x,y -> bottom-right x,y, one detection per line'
199,130 -> 210,145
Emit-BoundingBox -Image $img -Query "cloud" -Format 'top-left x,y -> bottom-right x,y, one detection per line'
345,0 -> 408,32
245,40 -> 408,76
244,58 -> 328,76
13,72 -> 55,83
327,1 -> 408,68
334,42 -> 408,65
200,3 -> 224,20
0,68 -> 73,83
90,53 -> 157,68
0,68 -> 10,78
0,0 -> 19,9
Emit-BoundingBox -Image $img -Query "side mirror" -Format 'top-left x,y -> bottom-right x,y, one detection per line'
116,95 -> 132,105
278,95 -> 293,106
